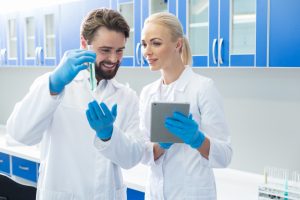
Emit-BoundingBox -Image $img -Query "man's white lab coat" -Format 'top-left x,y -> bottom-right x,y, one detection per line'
6,70 -> 144,200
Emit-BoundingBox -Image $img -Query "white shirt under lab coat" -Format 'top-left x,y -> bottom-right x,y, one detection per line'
139,67 -> 232,200
6,70 -> 144,200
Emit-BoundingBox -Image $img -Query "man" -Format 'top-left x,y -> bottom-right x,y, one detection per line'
6,8 -> 144,200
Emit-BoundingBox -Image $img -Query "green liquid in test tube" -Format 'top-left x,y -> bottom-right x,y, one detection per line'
88,45 -> 96,91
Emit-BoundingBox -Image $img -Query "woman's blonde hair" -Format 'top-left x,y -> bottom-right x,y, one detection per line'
144,12 -> 192,65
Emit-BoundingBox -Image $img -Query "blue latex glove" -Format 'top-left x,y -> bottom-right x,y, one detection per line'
159,142 -> 173,150
86,101 -> 117,141
165,112 -> 205,149
49,49 -> 96,94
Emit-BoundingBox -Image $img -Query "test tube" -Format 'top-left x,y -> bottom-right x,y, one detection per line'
87,45 -> 96,91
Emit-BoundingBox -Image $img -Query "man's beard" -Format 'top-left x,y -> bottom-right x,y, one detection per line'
95,60 -> 120,81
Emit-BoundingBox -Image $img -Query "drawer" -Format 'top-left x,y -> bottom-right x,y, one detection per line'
127,188 -> 145,200
0,152 -> 10,174
12,156 -> 37,182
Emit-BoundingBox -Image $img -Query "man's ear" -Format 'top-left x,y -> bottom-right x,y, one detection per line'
80,36 -> 88,49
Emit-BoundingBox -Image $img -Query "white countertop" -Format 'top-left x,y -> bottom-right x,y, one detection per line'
0,125 -> 263,199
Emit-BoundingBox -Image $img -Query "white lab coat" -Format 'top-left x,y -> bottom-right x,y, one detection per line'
6,70 -> 145,200
139,67 -> 232,200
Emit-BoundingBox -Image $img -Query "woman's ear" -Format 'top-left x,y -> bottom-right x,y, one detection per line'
176,38 -> 183,52
80,36 -> 88,49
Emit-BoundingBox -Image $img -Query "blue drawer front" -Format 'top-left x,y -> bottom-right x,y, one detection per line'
0,152 -> 10,174
127,188 -> 144,200
12,156 -> 37,182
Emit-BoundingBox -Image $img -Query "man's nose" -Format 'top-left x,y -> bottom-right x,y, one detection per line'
108,52 -> 118,63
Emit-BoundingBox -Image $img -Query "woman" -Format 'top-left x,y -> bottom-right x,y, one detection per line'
139,12 -> 232,200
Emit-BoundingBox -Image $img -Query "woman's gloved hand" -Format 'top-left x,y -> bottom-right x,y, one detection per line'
49,49 -> 96,94
165,112 -> 205,149
86,101 -> 117,141
158,142 -> 173,150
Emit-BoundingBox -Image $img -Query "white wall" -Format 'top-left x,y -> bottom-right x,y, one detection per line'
0,67 -> 299,174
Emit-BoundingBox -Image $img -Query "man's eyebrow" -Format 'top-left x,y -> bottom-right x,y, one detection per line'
98,46 -> 125,50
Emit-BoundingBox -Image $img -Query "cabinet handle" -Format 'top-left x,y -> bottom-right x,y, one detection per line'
0,48 -> 7,65
218,38 -> 224,65
35,47 -> 44,65
18,165 -> 30,171
135,42 -> 141,66
35,47 -> 40,65
212,39 -> 217,64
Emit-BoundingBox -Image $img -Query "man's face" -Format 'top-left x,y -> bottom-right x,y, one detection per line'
89,27 -> 126,81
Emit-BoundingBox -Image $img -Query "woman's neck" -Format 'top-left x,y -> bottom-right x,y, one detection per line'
161,62 -> 185,85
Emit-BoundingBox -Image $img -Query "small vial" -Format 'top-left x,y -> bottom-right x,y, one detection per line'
87,45 -> 96,91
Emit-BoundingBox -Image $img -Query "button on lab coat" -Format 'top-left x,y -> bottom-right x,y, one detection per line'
139,67 -> 232,200
6,70 -> 144,200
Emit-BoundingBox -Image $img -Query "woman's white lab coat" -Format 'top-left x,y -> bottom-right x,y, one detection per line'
140,67 -> 232,200
6,70 -> 144,200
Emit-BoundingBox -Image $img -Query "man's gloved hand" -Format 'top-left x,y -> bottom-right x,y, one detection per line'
165,112 -> 205,149
158,142 -> 173,150
49,49 -> 96,94
86,101 -> 117,141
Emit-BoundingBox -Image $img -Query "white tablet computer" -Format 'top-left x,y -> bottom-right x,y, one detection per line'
150,102 -> 190,143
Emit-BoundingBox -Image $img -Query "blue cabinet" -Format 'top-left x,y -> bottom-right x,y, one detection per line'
269,0 -> 300,67
12,156 -> 38,182
111,0 -> 176,67
0,152 -> 10,175
60,1 -> 85,54
1,6 -> 60,66
179,0 -> 263,67
127,188 -> 145,200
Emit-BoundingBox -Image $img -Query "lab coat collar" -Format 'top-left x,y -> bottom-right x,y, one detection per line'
73,69 -> 123,89
148,66 -> 192,95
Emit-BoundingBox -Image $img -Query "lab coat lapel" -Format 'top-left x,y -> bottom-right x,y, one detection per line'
173,67 -> 192,101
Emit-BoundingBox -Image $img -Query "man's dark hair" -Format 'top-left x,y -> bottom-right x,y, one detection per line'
80,8 -> 130,44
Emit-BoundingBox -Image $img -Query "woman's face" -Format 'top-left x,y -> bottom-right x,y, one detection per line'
141,22 -> 179,71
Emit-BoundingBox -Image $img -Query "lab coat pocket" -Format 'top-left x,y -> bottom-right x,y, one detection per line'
184,176 -> 216,200
37,189 -> 74,200
115,185 -> 127,200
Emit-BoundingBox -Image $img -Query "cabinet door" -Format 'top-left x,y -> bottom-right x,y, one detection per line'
4,12 -> 22,66
127,188 -> 144,200
230,0 -> 256,66
183,0 -> 210,66
0,14 -> 7,65
269,0 -> 300,67
0,152 -> 10,175
115,0 -> 135,66
20,9 -> 40,66
12,156 -> 38,183
40,6 -> 60,66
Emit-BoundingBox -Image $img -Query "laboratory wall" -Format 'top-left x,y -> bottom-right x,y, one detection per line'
0,67 -> 299,174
